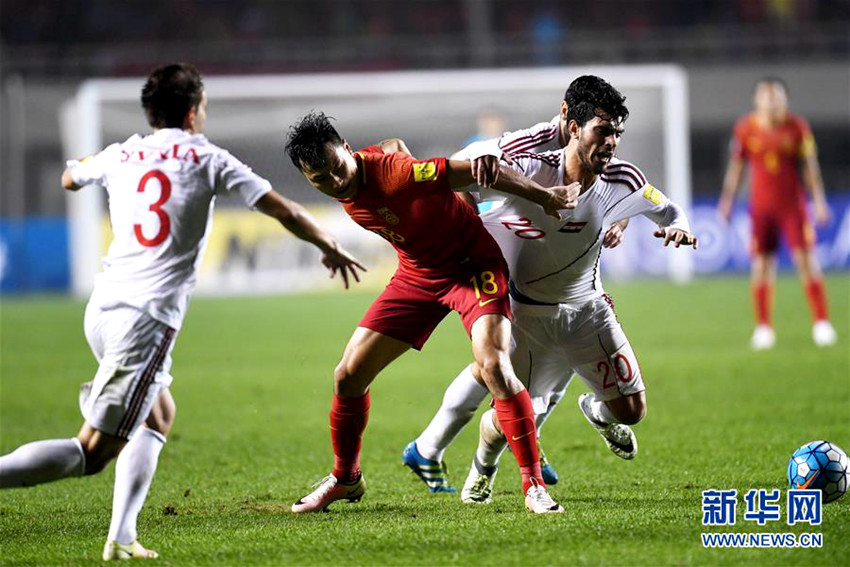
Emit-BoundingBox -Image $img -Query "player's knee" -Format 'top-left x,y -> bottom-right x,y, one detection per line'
79,439 -> 122,476
333,360 -> 369,396
608,393 -> 646,425
476,352 -> 505,384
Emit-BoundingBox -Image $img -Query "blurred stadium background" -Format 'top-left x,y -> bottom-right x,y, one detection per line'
2,3 -> 849,563
1,0 -> 848,294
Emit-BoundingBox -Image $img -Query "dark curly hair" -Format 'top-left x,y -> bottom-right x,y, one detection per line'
141,63 -> 204,129
564,75 -> 629,127
285,111 -> 344,170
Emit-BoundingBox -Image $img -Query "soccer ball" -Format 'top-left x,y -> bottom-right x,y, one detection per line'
787,440 -> 849,503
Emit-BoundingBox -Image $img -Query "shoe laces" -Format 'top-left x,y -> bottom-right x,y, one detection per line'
526,478 -> 556,507
308,475 -> 338,499
470,474 -> 490,493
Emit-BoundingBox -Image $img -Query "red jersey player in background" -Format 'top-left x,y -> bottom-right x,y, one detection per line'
718,77 -> 836,350
285,112 -> 579,514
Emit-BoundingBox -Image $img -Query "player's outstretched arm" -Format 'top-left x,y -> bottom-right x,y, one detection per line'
61,168 -> 82,191
802,149 -> 831,225
446,159 -> 578,217
254,191 -> 366,289
379,138 -> 413,156
717,156 -> 744,221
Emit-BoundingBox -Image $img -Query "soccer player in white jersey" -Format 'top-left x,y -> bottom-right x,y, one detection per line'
405,76 -> 697,504
402,84 -> 629,492
0,63 -> 364,559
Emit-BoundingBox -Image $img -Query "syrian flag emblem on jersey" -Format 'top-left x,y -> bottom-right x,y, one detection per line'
559,221 -> 587,233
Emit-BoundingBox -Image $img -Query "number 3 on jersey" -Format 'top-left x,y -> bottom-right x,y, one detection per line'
470,271 -> 500,307
134,169 -> 171,247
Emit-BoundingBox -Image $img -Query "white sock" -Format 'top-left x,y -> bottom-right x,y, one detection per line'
107,427 -> 165,545
0,438 -> 86,488
585,393 -> 618,425
416,365 -> 488,461
475,409 -> 508,469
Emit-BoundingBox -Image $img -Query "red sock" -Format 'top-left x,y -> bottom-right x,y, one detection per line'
752,282 -> 773,326
804,278 -> 829,322
494,390 -> 543,493
330,392 -> 370,484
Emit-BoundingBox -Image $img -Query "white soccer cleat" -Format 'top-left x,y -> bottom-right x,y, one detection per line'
524,479 -> 564,514
291,473 -> 366,513
102,540 -> 159,560
750,325 -> 776,351
460,458 -> 498,504
812,320 -> 837,347
578,393 -> 638,460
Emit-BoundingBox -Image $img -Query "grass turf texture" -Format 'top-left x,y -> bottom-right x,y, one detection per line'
1,275 -> 848,565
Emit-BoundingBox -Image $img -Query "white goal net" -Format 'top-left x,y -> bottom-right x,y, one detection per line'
61,65 -> 692,297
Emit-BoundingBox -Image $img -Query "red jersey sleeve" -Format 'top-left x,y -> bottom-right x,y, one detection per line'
379,152 -> 450,196
731,116 -> 751,160
793,116 -> 817,158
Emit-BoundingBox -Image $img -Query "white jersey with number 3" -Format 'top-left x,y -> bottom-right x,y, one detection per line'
67,128 -> 271,330
479,151 -> 689,305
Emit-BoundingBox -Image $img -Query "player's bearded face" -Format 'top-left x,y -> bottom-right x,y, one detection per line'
577,115 -> 621,174
301,143 -> 359,199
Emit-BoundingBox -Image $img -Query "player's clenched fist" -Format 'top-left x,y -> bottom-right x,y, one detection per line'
653,227 -> 698,249
541,182 -> 581,217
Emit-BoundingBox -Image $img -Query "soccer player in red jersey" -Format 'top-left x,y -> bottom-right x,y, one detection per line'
285,112 -> 579,514
718,77 -> 836,350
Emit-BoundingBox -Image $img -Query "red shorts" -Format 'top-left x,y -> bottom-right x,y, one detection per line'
751,206 -> 815,255
359,257 -> 511,350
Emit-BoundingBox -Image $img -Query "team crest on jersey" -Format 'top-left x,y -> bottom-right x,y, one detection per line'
412,161 -> 437,182
643,185 -> 663,205
376,207 -> 400,225
558,221 -> 587,233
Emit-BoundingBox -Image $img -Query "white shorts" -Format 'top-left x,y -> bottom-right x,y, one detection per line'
509,293 -> 644,417
80,302 -> 176,439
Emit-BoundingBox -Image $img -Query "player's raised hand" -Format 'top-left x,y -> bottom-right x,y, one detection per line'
322,243 -> 367,289
603,219 -> 628,248
653,227 -> 698,249
541,182 -> 581,217
472,153 -> 513,188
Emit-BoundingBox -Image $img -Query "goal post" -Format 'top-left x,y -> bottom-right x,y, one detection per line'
62,65 -> 692,297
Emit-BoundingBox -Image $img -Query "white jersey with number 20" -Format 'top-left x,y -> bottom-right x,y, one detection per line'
479,151 -> 689,305
67,128 -> 271,330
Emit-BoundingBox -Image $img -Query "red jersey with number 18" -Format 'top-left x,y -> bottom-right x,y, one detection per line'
731,112 -> 815,213
339,146 -> 504,277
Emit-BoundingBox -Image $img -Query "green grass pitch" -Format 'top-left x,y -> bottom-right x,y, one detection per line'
1,275 -> 848,565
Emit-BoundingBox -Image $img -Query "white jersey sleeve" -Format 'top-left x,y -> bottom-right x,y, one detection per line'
212,150 -> 272,207
604,172 -> 690,232
498,115 -> 560,155
67,142 -> 125,187
452,115 -> 560,162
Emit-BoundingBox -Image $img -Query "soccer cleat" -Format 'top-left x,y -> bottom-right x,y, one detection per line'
102,540 -> 159,560
578,393 -> 638,460
460,458 -> 498,504
291,473 -> 366,513
750,324 -> 776,351
401,441 -> 457,493
524,479 -> 564,514
812,320 -> 837,347
538,441 -> 559,485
